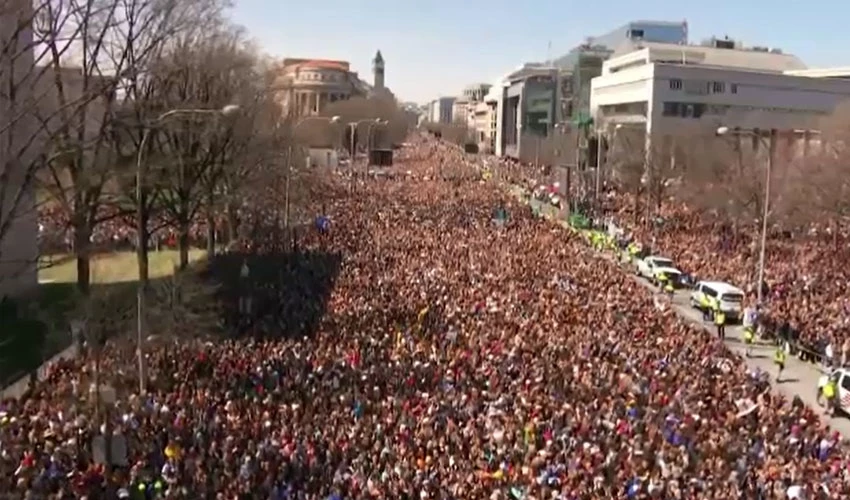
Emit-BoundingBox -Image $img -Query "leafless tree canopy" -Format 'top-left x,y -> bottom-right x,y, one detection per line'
321,95 -> 411,149
422,121 -> 471,146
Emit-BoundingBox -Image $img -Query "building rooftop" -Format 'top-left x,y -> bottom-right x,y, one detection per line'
784,67 -> 850,79
504,65 -> 557,83
612,40 -> 807,73
282,58 -> 351,72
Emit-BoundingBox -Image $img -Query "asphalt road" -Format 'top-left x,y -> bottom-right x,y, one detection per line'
514,190 -> 850,436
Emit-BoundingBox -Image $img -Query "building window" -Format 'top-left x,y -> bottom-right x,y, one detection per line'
711,81 -> 725,93
662,101 -> 706,119
731,83 -> 738,94
669,79 -> 682,90
662,102 -> 680,117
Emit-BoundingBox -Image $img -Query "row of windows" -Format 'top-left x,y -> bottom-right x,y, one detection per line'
296,71 -> 344,83
669,78 -> 738,95
662,101 -> 825,119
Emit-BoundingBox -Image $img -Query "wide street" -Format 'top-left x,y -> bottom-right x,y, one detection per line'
520,193 -> 850,436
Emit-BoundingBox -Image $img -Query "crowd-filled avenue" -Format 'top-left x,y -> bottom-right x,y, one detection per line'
1,137 -> 846,499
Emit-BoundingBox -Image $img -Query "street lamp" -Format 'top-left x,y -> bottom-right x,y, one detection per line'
366,118 -> 388,169
347,118 -> 381,189
284,115 -> 341,229
134,104 -> 240,395
716,125 -> 776,306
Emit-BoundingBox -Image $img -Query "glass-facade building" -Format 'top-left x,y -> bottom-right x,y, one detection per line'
554,20 -> 688,122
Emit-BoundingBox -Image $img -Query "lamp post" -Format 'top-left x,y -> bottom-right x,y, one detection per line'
366,118 -> 388,170
347,118 -> 380,190
716,126 -> 776,306
134,104 -> 239,395
593,124 -> 607,215
287,115 -> 341,228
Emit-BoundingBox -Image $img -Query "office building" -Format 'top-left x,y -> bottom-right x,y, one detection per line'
463,83 -> 492,103
428,97 -> 456,124
555,20 -> 688,122
494,64 -> 559,162
590,38 -> 850,142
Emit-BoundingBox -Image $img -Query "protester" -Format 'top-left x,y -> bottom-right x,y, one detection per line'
3,134 -> 848,499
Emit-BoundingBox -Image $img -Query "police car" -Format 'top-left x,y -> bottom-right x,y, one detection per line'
818,368 -> 850,412
636,256 -> 682,283
689,280 -> 745,322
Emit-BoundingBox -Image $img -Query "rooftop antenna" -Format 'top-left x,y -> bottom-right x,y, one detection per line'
547,40 -> 552,67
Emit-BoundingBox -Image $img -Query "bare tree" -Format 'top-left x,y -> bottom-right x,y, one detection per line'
322,95 -> 411,150
131,18 -> 251,269
201,70 -> 284,252
676,128 -> 804,234
796,102 -> 850,241
422,121 -> 470,146
35,0 -> 213,293
0,1 -> 93,295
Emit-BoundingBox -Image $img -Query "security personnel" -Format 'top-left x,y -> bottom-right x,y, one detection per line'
743,325 -> 755,357
699,293 -> 711,321
714,304 -> 726,340
774,345 -> 787,383
663,278 -> 675,298
655,270 -> 668,291
823,376 -> 838,416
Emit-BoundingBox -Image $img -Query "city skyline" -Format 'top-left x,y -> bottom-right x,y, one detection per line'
232,0 -> 850,104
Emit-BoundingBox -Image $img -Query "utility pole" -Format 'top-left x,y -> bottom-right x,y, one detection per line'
595,129 -> 603,209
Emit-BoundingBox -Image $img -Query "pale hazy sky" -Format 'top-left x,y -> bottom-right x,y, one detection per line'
230,0 -> 850,104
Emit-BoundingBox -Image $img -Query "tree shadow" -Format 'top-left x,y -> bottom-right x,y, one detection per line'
201,249 -> 343,340
1,246 -> 343,392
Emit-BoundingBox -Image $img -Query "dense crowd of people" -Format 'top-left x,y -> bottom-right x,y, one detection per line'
38,206 -> 227,255
597,188 -> 850,361
2,135 -> 849,498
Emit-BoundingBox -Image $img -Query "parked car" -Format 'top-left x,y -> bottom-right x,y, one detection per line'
636,256 -> 678,281
689,280 -> 746,322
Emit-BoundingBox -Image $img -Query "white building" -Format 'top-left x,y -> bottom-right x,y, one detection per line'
590,39 -> 850,139
428,97 -> 455,124
452,97 -> 471,126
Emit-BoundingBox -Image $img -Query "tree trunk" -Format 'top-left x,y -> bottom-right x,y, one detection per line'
206,216 -> 216,257
206,191 -> 216,257
178,218 -> 190,270
74,220 -> 92,295
226,202 -> 238,244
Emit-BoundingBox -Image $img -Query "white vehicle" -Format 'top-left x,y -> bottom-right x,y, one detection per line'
636,256 -> 679,281
689,281 -> 746,321
818,368 -> 850,412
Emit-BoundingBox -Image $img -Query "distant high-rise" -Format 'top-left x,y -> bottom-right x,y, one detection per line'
372,50 -> 385,90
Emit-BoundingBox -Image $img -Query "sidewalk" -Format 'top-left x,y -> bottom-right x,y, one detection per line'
516,192 -> 850,435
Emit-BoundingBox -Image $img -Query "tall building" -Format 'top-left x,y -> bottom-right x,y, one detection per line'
463,83 -> 492,103
373,50 -> 385,90
555,20 -> 688,122
494,64 -> 559,162
0,0 -> 38,298
272,58 -> 370,118
591,37 -> 850,141
428,97 -> 455,124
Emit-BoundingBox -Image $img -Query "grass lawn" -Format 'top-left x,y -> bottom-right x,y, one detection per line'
1,250 -> 208,389
39,249 -> 207,284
